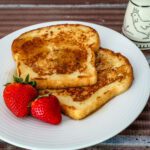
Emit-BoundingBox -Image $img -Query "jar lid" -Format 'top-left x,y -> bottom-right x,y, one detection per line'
131,0 -> 150,7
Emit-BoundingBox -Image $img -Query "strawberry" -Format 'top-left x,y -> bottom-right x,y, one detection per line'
3,75 -> 38,117
31,95 -> 62,125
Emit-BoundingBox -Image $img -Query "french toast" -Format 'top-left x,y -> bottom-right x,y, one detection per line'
12,24 -> 100,89
39,48 -> 133,120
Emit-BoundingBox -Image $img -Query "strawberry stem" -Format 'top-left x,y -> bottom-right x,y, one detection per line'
25,74 -> 29,83
13,75 -> 23,83
4,75 -> 37,87
12,74 -> 37,87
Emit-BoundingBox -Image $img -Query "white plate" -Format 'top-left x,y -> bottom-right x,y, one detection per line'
0,21 -> 150,150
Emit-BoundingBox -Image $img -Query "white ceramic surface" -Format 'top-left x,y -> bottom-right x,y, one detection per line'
0,21 -> 150,150
132,0 -> 150,6
122,0 -> 150,50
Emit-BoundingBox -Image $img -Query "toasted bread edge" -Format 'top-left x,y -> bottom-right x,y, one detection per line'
34,72 -> 97,89
12,24 -> 100,88
60,50 -> 134,120
11,24 -> 100,59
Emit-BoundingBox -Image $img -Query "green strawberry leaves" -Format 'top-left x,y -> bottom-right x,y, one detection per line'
12,74 -> 37,87
25,74 -> 29,83
28,81 -> 36,87
13,75 -> 23,83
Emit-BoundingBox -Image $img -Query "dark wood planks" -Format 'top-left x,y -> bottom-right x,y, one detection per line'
0,8 -> 125,38
0,144 -> 149,150
0,0 -> 128,4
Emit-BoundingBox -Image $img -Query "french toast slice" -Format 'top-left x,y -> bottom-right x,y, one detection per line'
39,48 -> 133,120
12,24 -> 100,89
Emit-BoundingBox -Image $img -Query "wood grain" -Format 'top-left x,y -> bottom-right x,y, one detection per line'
0,0 -> 128,4
0,3 -> 150,150
0,8 -> 125,38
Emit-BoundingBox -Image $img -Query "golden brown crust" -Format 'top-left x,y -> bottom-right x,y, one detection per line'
60,88 -> 117,120
12,24 -> 100,59
50,47 -> 133,101
21,47 -> 87,75
34,74 -> 97,89
39,48 -> 134,120
12,24 -> 100,89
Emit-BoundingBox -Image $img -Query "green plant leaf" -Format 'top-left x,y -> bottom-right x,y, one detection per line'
29,81 -> 36,87
32,81 -> 36,87
12,74 -> 37,87
13,75 -> 23,83
25,74 -> 29,83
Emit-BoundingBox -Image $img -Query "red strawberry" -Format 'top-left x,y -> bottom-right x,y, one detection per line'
31,95 -> 62,125
3,75 -> 38,117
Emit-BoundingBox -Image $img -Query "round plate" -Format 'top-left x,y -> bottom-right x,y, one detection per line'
0,21 -> 150,150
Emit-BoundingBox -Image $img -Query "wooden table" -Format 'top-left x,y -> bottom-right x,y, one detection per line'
0,0 -> 150,149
